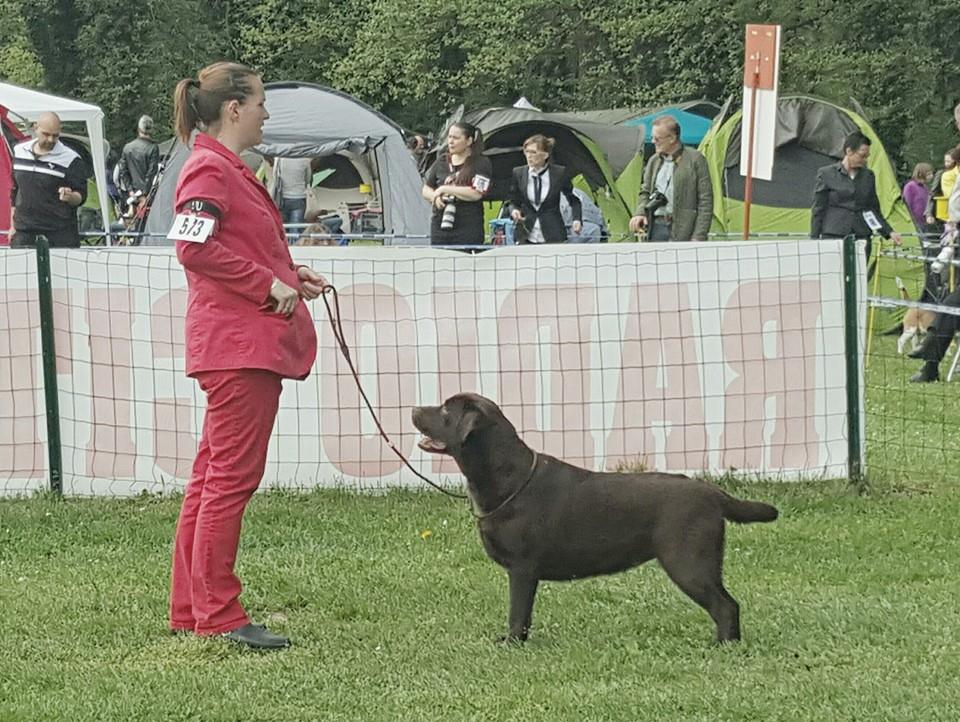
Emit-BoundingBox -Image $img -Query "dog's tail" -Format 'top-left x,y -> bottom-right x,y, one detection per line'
720,493 -> 778,524
895,276 -> 909,300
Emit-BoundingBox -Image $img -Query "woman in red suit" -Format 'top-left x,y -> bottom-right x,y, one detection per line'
166,62 -> 328,650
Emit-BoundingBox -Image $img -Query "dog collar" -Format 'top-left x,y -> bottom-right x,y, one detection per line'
472,450 -> 540,521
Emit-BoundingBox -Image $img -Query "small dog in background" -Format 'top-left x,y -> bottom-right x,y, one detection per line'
296,223 -> 339,247
896,276 -> 936,354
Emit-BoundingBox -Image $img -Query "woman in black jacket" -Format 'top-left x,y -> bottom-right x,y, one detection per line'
508,135 -> 582,243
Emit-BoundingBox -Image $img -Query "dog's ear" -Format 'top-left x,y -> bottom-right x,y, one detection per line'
457,407 -> 488,444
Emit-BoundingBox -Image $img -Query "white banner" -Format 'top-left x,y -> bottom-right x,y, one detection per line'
740,24 -> 781,182
0,241 -> 864,495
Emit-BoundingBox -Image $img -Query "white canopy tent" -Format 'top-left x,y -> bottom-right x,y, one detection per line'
0,81 -> 112,241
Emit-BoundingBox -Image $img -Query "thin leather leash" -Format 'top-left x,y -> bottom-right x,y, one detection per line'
319,284 -> 540,520
472,450 -> 540,521
320,284 -> 467,500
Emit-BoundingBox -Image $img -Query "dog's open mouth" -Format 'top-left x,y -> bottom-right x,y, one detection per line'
417,436 -> 448,454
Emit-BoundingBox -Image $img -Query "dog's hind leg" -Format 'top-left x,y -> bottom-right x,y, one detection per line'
658,528 -> 741,643
503,571 -> 539,643
898,329 -> 915,354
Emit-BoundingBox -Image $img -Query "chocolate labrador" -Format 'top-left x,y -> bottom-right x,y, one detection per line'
411,392 -> 778,644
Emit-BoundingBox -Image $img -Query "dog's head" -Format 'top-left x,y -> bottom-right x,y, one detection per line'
411,393 -> 515,459
297,224 -> 338,246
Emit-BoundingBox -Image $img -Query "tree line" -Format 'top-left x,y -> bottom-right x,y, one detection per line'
2,0 -> 959,174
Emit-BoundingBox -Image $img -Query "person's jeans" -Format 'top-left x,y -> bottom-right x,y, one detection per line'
11,227 -> 81,248
648,218 -> 672,242
169,368 -> 283,634
280,197 -> 307,241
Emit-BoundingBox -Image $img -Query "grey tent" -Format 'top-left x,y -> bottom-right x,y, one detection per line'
144,82 -> 429,244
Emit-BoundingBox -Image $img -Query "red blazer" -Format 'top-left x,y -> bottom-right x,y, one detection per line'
174,134 -> 317,380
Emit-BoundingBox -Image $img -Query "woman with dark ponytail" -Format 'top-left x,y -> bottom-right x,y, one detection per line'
421,121 -> 493,245
167,62 -> 328,650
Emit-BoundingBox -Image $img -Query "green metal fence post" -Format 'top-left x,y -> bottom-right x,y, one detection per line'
842,235 -> 864,487
35,235 -> 63,495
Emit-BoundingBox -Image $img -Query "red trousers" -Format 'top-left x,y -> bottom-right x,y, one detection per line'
169,369 -> 282,634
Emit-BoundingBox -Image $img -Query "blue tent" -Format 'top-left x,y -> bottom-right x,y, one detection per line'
568,100 -> 720,150
623,108 -> 714,147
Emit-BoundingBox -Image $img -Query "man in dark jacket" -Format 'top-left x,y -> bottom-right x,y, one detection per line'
810,131 -> 901,257
118,115 -> 160,198
10,112 -> 88,248
629,116 -> 713,242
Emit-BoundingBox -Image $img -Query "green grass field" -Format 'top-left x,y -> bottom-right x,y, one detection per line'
3,288 -> 958,721
2,471 -> 959,721
865,317 -> 960,485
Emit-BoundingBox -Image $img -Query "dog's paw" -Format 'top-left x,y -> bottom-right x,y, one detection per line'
496,633 -> 527,647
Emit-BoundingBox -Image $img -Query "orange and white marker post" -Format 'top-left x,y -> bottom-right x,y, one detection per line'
741,24 -> 781,240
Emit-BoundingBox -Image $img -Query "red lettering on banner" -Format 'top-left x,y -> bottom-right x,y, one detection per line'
52,290 -> 74,374
320,284 -> 417,477
153,399 -> 196,479
150,289 -> 186,359
151,290 -> 196,478
0,290 -> 44,477
432,286 -> 480,473
719,280 -> 821,469
605,283 -> 707,471
85,289 -> 137,478
497,284 -> 596,467
0,289 -> 73,478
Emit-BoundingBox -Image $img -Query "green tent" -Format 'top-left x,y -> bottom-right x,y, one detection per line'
698,95 -> 913,236
432,106 -> 645,240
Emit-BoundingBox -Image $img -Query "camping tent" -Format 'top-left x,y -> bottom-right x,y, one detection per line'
0,81 -> 112,239
698,95 -> 913,236
144,82 -> 429,244
430,106 -> 645,238
570,100 -> 721,148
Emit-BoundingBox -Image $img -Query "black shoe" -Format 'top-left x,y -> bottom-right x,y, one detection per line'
909,362 -> 940,383
223,623 -> 291,650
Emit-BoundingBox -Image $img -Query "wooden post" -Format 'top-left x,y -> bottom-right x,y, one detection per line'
743,60 -> 760,241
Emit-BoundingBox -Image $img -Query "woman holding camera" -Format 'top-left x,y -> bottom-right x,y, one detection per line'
422,121 -> 493,245
508,134 -> 582,243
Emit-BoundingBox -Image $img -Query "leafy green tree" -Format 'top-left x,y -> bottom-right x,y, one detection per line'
5,0 -> 960,171
229,0 -> 370,84
0,0 -> 44,87
19,0 -> 82,93
74,0 -> 230,150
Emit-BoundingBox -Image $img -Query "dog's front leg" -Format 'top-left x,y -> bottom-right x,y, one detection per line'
502,571 -> 539,643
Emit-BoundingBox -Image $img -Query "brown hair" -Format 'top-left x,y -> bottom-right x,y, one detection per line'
173,62 -> 260,144
948,145 -> 960,165
523,134 -> 555,155
911,162 -> 934,182
447,121 -> 485,184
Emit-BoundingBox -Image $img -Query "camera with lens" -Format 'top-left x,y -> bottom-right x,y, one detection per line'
439,195 -> 457,230
644,190 -> 668,214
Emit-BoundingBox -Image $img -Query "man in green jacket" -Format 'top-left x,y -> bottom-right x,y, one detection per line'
629,116 -> 713,242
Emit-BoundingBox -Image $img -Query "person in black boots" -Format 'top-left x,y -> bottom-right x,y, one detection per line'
907,289 -> 960,382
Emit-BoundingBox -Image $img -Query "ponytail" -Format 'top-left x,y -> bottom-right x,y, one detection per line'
172,62 -> 259,145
